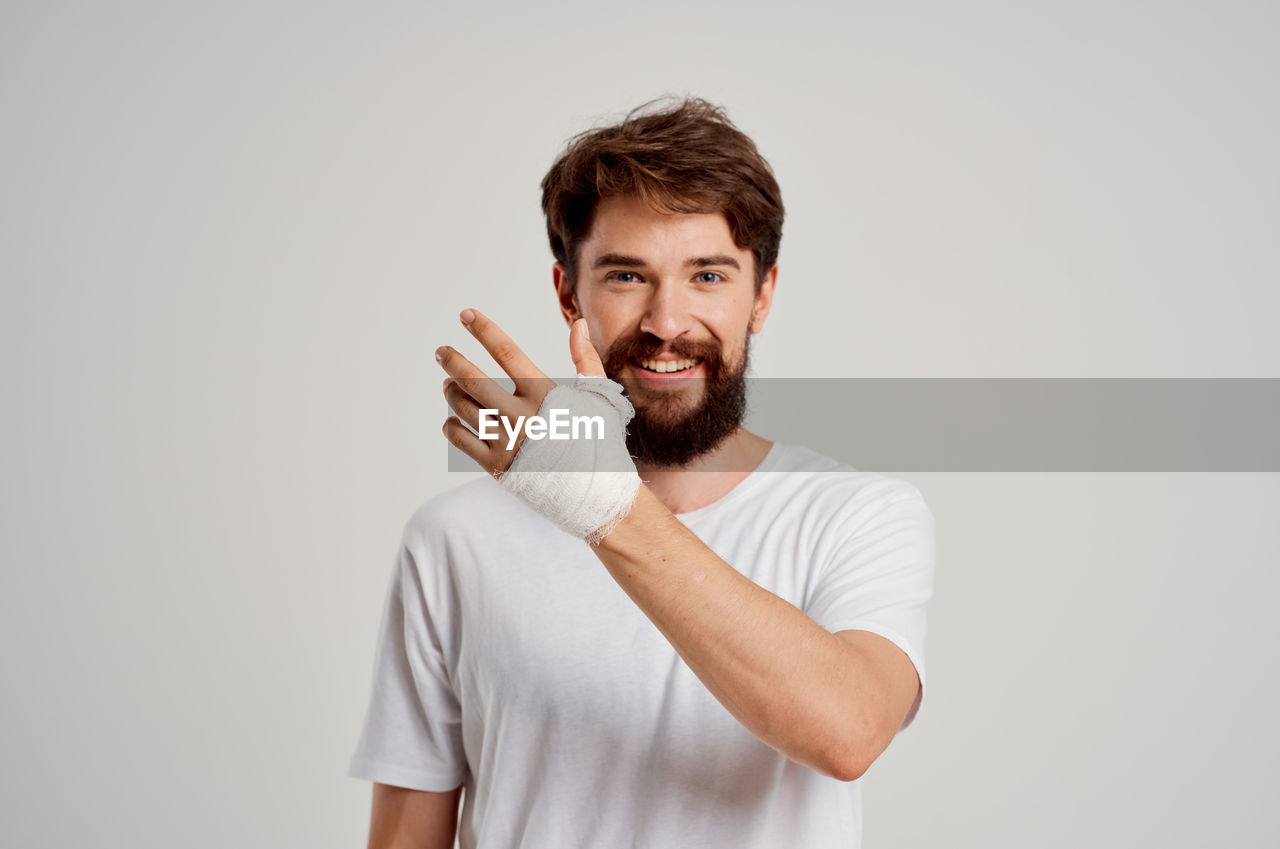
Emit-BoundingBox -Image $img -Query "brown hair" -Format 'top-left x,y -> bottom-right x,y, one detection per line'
540,97 -> 784,294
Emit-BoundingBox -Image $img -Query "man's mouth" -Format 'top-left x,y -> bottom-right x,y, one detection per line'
632,357 -> 703,375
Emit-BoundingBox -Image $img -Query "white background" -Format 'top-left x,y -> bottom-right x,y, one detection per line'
2,1 -> 1277,846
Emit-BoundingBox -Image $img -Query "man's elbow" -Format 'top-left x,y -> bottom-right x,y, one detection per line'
823,750 -> 871,783
820,725 -> 893,782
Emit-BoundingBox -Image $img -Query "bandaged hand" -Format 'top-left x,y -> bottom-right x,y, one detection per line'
437,309 -> 642,544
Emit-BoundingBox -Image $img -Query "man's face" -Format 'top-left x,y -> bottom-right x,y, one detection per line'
554,194 -> 776,466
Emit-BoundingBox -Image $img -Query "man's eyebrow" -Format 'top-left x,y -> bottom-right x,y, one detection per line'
687,255 -> 741,270
590,253 -> 742,270
591,253 -> 647,269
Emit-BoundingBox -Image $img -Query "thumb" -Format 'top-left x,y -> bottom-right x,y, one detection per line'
569,318 -> 607,378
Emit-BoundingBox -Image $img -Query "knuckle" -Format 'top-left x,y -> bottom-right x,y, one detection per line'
444,383 -> 466,409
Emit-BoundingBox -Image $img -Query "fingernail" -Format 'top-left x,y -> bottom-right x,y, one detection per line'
442,377 -> 450,390
579,320 -> 590,340
435,346 -> 448,363
460,309 -> 476,325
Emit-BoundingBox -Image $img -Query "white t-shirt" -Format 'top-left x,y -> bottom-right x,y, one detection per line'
348,442 -> 935,848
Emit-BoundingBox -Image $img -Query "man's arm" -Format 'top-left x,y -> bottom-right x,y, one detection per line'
592,484 -> 922,782
437,310 -> 925,780
367,782 -> 462,849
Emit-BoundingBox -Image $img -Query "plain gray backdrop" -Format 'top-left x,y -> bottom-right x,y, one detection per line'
2,1 -> 1277,847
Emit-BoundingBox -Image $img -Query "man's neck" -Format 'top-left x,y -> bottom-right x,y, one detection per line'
637,428 -> 774,515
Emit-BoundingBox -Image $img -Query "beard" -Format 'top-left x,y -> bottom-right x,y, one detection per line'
601,329 -> 751,468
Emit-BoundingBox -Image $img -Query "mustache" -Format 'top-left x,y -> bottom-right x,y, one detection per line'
603,334 -> 723,366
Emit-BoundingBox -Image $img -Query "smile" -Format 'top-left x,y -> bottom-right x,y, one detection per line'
634,357 -> 702,374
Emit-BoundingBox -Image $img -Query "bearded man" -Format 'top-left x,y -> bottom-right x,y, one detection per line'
349,98 -> 936,849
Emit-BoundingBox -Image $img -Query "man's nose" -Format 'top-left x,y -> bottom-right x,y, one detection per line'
638,280 -> 695,341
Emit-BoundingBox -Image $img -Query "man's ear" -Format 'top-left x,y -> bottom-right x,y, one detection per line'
749,264 -> 779,334
553,262 -> 581,326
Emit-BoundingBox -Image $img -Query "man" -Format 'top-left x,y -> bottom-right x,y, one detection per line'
349,98 -> 935,848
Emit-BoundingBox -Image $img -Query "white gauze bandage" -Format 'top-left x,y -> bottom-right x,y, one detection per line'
497,374 -> 642,545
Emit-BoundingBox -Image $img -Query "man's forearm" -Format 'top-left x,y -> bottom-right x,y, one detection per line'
592,484 -> 908,781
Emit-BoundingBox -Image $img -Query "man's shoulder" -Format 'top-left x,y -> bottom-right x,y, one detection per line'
757,445 -> 931,532
399,476 -> 539,548
769,442 -> 926,507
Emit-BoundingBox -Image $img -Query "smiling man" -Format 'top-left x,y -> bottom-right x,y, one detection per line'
349,98 -> 936,849
573,193 -> 762,474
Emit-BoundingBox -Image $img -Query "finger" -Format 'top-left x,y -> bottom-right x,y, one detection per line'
569,318 -> 607,378
436,345 -> 514,412
443,379 -> 485,433
459,308 -> 549,397
443,416 -> 501,477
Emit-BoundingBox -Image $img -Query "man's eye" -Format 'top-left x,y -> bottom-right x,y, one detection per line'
696,272 -> 724,284
608,272 -> 641,283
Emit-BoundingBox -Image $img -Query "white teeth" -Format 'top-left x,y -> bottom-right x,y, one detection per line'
639,358 -> 699,373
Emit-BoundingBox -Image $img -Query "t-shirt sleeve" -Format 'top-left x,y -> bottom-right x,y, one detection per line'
347,528 -> 467,791
804,479 -> 936,731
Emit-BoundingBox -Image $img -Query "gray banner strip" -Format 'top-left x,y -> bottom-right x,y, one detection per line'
446,378 -> 1279,472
